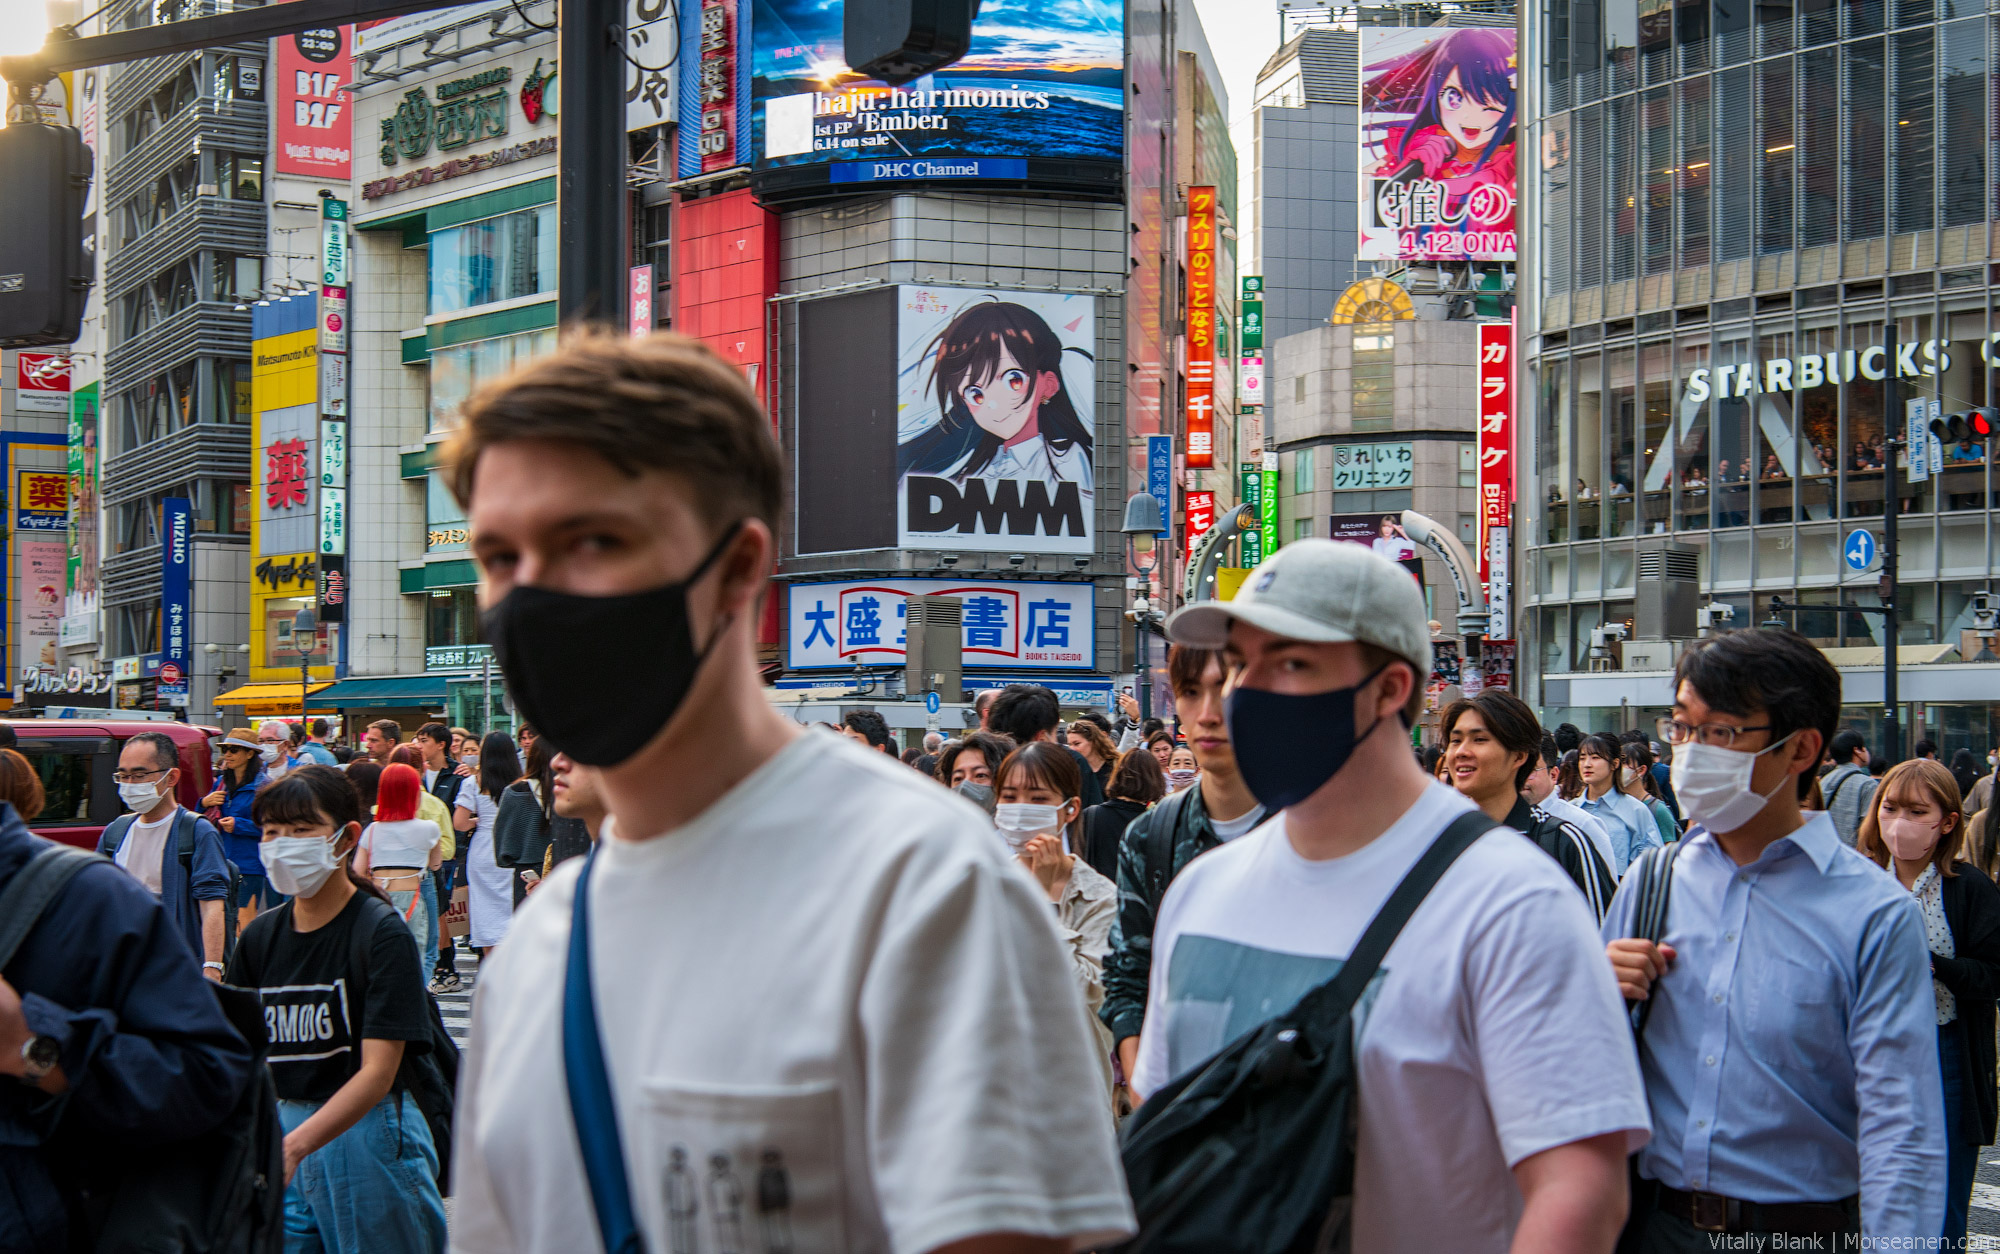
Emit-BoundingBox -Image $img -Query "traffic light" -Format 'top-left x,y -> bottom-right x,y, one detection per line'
0,123 -> 92,349
845,0 -> 980,86
1930,408 -> 1997,445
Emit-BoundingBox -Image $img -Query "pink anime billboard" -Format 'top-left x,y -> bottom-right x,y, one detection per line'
1358,26 -> 1518,262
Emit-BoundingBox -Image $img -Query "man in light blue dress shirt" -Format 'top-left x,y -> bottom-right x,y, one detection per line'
1575,733 -> 1662,877
1606,628 -> 1944,1248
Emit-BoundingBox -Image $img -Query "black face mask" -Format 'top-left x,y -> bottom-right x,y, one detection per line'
1223,664 -> 1389,811
480,523 -> 740,768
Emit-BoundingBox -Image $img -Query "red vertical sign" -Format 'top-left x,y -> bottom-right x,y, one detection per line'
698,0 -> 738,174
1476,322 -> 1515,586
276,19 -> 353,178
1184,489 -> 1216,561
1185,186 -> 1217,469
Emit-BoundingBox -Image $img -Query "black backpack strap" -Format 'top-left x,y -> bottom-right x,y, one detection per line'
97,812 -> 136,857
0,844 -> 105,972
1822,769 -> 1854,812
1144,787 -> 1192,908
1292,810 -> 1495,1054
173,809 -> 198,867
1625,840 -> 1683,1036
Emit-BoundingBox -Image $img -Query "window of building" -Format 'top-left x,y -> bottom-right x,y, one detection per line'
428,204 -> 557,315
217,151 -> 263,202
1351,331 -> 1395,432
426,472 -> 468,551
1293,518 -> 1314,541
212,53 -> 263,104
428,327 -> 557,430
210,254 -> 262,304
1292,447 -> 1315,492
426,588 -> 482,650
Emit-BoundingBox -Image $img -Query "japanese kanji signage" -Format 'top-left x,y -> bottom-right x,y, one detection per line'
1330,442 -> 1415,489
685,0 -> 740,175
630,264 -> 654,338
1240,469 -> 1263,567
787,578 -> 1094,670
1476,321 -> 1514,586
319,419 -> 347,487
265,438 -> 311,510
15,471 -> 66,531
1184,489 -> 1216,561
159,498 -> 191,705
1185,185 -> 1217,469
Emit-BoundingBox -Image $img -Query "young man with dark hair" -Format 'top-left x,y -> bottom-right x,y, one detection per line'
1443,690 -> 1615,921
1524,732 -> 1617,872
839,709 -> 895,754
1607,627 -> 1944,1245
295,717 -> 337,766
1821,728 -> 1877,848
1099,644 -> 1266,1100
1915,738 -> 1940,760
445,331 -> 1130,1253
988,683 -> 1106,807
1138,540 -> 1645,1250
97,731 -> 233,976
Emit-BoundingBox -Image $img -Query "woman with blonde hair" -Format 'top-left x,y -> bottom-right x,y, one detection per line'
1857,759 -> 2000,1243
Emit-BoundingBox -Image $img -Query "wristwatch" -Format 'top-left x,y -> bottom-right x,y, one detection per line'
19,1034 -> 59,1085
203,961 -> 226,974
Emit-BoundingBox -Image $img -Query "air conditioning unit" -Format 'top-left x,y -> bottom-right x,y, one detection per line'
1621,639 -> 1680,671
903,594 -> 963,703
1634,540 -> 1700,640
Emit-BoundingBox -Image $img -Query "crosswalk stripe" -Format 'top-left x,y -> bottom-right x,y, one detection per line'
1971,1182 -> 2000,1214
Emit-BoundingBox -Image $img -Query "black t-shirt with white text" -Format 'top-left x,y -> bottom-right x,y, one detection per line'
225,890 -> 431,1102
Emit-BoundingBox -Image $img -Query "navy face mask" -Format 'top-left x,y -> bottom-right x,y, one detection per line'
480,523 -> 740,768
1223,664 -> 1389,811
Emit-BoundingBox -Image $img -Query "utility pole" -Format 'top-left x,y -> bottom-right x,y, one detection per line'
1882,325 -> 1902,766
559,0 -> 630,327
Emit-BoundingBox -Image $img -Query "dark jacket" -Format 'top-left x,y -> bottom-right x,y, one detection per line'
1080,797 -> 1148,882
1066,746 -> 1107,810
216,762 -> 268,878
0,808 -> 255,1252
1504,797 -> 1617,923
1100,782 -> 1220,1046
1937,862 -> 2000,1145
427,766 -> 466,814
492,781 -> 549,870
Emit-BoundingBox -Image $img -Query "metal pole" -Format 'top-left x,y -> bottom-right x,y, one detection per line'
481,655 -> 493,735
1137,616 -> 1151,722
1883,325 -> 1901,766
301,644 -> 309,730
558,0 -> 628,327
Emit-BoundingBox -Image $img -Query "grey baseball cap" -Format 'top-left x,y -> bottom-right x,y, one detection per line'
1165,538 -> 1432,679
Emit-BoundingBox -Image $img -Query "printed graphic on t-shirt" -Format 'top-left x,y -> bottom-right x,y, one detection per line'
1160,934 -> 1386,1082
257,979 -> 354,1063
638,1079 -> 844,1254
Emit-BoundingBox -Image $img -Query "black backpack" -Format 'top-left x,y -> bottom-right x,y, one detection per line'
0,843 -> 284,1254
99,810 -> 243,957
345,894 -> 461,1192
1112,811 -> 1494,1254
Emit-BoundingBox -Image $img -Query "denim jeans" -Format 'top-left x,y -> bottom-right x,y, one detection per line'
1939,1022 -> 1981,1243
278,1091 -> 445,1254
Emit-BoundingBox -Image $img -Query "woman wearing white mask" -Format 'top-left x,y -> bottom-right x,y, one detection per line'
204,727 -> 277,928
1165,743 -> 1200,794
225,764 -> 447,1254
1857,759 -> 2000,1246
994,741 -> 1118,1099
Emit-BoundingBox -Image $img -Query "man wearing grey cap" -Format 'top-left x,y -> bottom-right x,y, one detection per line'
1130,539 -> 1650,1253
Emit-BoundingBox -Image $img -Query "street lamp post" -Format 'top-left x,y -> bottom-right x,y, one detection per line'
1121,492 -> 1165,721
292,606 -> 317,731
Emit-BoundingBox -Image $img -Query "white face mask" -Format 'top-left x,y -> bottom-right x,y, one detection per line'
118,780 -> 164,811
1670,732 -> 1797,834
1619,766 -> 1642,788
994,803 -> 1062,851
260,744 -> 283,764
263,835 -> 343,897
1882,814 -> 1942,863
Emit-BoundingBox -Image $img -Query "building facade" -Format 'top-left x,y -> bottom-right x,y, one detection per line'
1522,0 -> 2000,758
1250,28 -> 1363,346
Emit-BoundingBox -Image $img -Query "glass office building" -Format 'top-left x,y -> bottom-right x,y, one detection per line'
1521,0 -> 2000,756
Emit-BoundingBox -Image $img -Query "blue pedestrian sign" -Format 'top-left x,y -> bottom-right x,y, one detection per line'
1843,528 -> 1877,572
925,691 -> 941,715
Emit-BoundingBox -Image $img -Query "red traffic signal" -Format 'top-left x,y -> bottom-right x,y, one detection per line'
1931,409 -> 1998,445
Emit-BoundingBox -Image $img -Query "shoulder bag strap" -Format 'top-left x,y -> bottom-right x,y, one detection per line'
174,809 -> 198,867
98,813 -> 135,857
0,844 -> 104,973
563,845 -> 647,1254
1625,841 -> 1682,1036
1144,789 -> 1187,908
1293,811 -> 1495,1052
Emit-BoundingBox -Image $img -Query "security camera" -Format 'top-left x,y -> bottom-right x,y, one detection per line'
1073,556 -> 1091,569
1008,554 -> 1027,567
939,554 -> 958,568
1973,592 -> 1999,633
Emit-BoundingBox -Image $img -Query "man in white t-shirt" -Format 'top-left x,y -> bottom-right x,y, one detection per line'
1136,539 -> 1649,1253
444,332 -> 1132,1254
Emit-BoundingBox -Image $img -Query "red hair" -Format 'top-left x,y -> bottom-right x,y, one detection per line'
376,762 -> 422,824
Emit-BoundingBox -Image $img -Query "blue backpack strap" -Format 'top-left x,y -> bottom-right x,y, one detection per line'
96,812 -> 136,858
562,846 -> 646,1254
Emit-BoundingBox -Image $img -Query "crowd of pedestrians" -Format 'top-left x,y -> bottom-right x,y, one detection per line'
9,330 -> 2000,1254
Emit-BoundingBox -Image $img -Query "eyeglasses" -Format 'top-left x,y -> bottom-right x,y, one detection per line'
1655,716 -> 1774,749
112,767 -> 170,783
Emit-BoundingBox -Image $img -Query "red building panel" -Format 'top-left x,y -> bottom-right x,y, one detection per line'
672,187 -> 779,412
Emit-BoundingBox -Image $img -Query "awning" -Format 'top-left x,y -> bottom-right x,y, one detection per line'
216,681 -> 333,705
309,675 -> 452,707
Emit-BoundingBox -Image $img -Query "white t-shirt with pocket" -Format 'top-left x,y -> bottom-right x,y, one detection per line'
450,729 -> 1134,1254
1134,781 -> 1651,1253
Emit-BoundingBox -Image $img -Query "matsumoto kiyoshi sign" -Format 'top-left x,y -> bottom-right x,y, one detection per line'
788,578 -> 1094,670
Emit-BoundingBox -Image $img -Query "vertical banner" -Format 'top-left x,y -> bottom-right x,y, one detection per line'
1145,434 -> 1173,542
319,199 -> 351,580
1240,275 -> 1263,349
66,382 -> 99,617
276,21 -> 353,178
1184,489 -> 1215,561
17,539 -> 63,681
629,264 -> 655,337
1185,185 -> 1217,469
160,498 -> 192,706
1476,323 -> 1514,587
1260,455 -> 1279,558
1240,467 -> 1263,567
1239,353 -> 1263,408
1487,525 -> 1511,640
682,0 -> 744,176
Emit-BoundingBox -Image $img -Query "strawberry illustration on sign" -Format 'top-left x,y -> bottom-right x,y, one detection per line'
520,58 -> 557,125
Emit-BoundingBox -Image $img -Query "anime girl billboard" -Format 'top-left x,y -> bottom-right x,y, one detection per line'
1358,26 -> 1518,262
896,287 -> 1096,554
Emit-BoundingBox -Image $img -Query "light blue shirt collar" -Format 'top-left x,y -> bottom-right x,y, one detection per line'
1682,811 -> 1842,875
